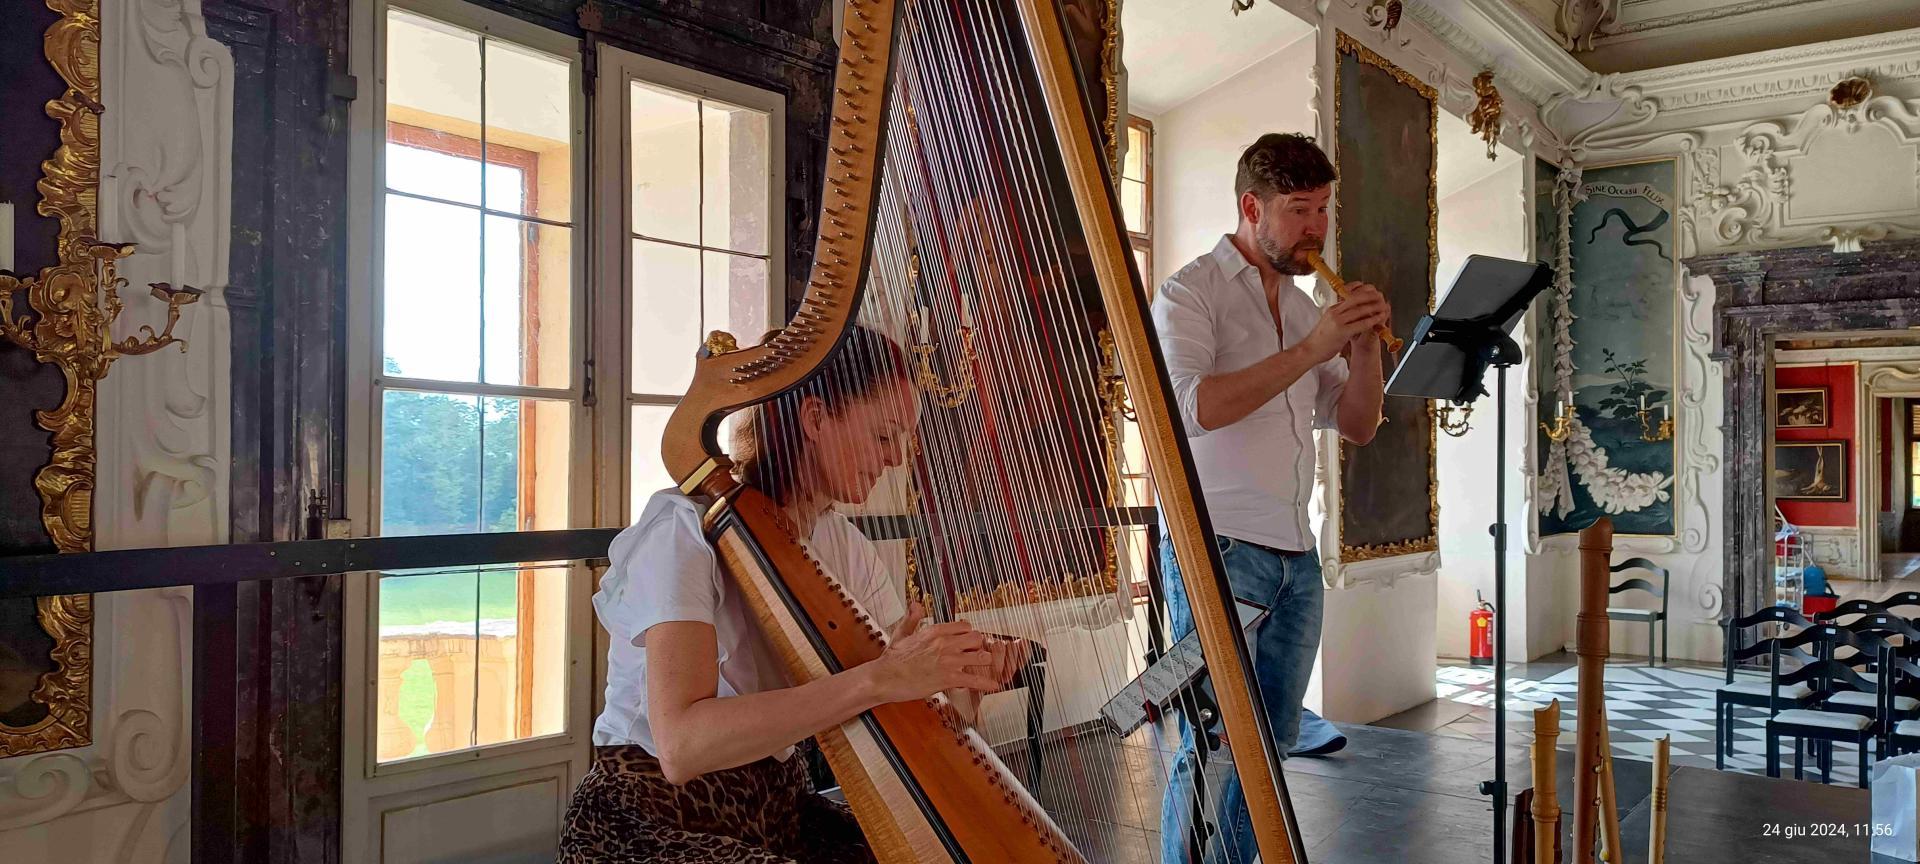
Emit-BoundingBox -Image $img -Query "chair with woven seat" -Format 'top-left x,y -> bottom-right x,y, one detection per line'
1717,605 -> 1814,769
1765,624 -> 1880,787
1881,646 -> 1920,757
1808,628 -> 1905,750
1609,557 -> 1670,666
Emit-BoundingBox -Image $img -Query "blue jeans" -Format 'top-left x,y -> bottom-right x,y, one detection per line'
1157,536 -> 1325,864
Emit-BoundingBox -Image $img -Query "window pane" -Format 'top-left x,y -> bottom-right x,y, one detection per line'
702,102 -> 771,256
376,569 -> 479,760
704,251 -> 769,349
387,138 -> 482,205
1121,178 -> 1146,235
387,10 -> 481,205
1133,246 -> 1149,286
483,216 -> 571,388
631,404 -> 676,520
630,82 -> 701,244
380,392 -> 570,535
484,40 -> 572,221
631,240 -> 701,394
467,565 -> 568,748
385,195 -> 481,383
1123,124 -> 1147,181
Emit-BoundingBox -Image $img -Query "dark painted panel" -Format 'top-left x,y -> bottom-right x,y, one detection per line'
0,0 -> 68,555
1333,37 -> 1437,554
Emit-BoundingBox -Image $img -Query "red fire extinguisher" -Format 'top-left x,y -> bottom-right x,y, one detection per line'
1469,591 -> 1495,667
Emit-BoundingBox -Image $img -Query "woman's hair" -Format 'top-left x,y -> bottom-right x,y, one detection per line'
731,323 -> 909,504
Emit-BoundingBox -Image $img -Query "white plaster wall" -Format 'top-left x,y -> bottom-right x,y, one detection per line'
1148,30 -> 1317,288
1433,161 -> 1531,660
1318,573 -> 1440,723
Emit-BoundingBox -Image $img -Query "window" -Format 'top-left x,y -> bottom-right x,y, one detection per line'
1114,118 -> 1156,601
1120,116 -> 1153,287
370,7 -> 579,761
1910,405 -> 1919,508
609,51 -> 783,519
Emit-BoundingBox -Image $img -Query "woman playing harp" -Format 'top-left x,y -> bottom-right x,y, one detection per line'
620,0 -> 1311,860
560,325 -> 1024,864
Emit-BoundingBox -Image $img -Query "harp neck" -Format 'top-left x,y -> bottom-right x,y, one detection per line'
662,0 -> 902,488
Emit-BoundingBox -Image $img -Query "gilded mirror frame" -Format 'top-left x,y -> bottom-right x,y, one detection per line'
0,0 -> 101,757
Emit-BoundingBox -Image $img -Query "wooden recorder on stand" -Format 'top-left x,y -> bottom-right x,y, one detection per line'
1516,517 -> 1669,864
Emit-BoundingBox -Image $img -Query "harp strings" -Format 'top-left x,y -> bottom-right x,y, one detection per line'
878,0 -> 1183,856
741,0 -> 1240,857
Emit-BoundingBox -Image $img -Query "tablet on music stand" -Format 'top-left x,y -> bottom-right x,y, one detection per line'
1385,254 -> 1552,403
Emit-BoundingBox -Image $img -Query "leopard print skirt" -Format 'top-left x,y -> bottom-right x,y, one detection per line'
557,744 -> 874,864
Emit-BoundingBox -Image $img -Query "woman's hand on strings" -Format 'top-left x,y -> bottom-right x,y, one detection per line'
866,614 -> 1003,704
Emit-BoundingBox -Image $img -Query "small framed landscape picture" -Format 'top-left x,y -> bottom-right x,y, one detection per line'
1776,388 -> 1828,428
1774,440 -> 1848,502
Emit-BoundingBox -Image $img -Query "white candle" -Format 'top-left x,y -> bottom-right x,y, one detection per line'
916,306 -> 930,343
171,222 -> 188,289
960,293 -> 973,328
1639,393 -> 1647,411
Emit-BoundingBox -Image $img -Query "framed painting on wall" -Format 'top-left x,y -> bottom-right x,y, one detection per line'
1331,31 -> 1438,562
1533,158 -> 1679,537
1775,440 -> 1849,502
1776,387 -> 1828,428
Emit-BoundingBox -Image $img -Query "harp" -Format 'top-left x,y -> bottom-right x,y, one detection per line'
662,0 -> 1306,861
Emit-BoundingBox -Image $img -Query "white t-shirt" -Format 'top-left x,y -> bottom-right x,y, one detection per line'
591,489 -> 907,760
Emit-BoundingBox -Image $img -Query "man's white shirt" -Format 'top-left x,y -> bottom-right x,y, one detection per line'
1151,235 -> 1348,551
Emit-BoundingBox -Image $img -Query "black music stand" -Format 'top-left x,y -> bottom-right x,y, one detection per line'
1384,254 -> 1552,864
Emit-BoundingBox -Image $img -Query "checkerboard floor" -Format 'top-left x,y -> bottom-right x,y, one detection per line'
1425,659 -> 1874,787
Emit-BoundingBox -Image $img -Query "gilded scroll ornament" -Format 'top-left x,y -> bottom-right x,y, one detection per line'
1829,76 -> 1872,110
1469,70 -> 1503,161
2,0 -> 199,756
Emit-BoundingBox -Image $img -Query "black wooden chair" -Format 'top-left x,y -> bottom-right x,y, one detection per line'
1716,605 -> 1814,769
1881,645 -> 1920,757
1809,627 -> 1908,743
1817,591 -> 1920,623
1765,624 -> 1880,787
1609,557 -> 1670,666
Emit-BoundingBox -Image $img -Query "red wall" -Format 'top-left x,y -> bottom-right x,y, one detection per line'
1777,364 -> 1856,526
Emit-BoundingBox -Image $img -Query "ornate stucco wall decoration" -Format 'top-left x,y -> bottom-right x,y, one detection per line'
1363,1 -> 1409,48
1681,75 -> 1920,255
1558,0 -> 1619,53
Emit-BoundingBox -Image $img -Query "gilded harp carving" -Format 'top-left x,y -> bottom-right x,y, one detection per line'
662,0 -> 1306,861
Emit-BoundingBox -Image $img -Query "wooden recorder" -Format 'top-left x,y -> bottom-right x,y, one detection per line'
1303,249 -> 1405,355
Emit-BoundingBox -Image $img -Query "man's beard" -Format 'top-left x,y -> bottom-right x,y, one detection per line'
1256,233 -> 1315,276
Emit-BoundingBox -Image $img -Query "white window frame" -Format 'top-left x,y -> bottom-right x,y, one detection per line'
590,43 -> 787,530
343,0 -> 592,789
